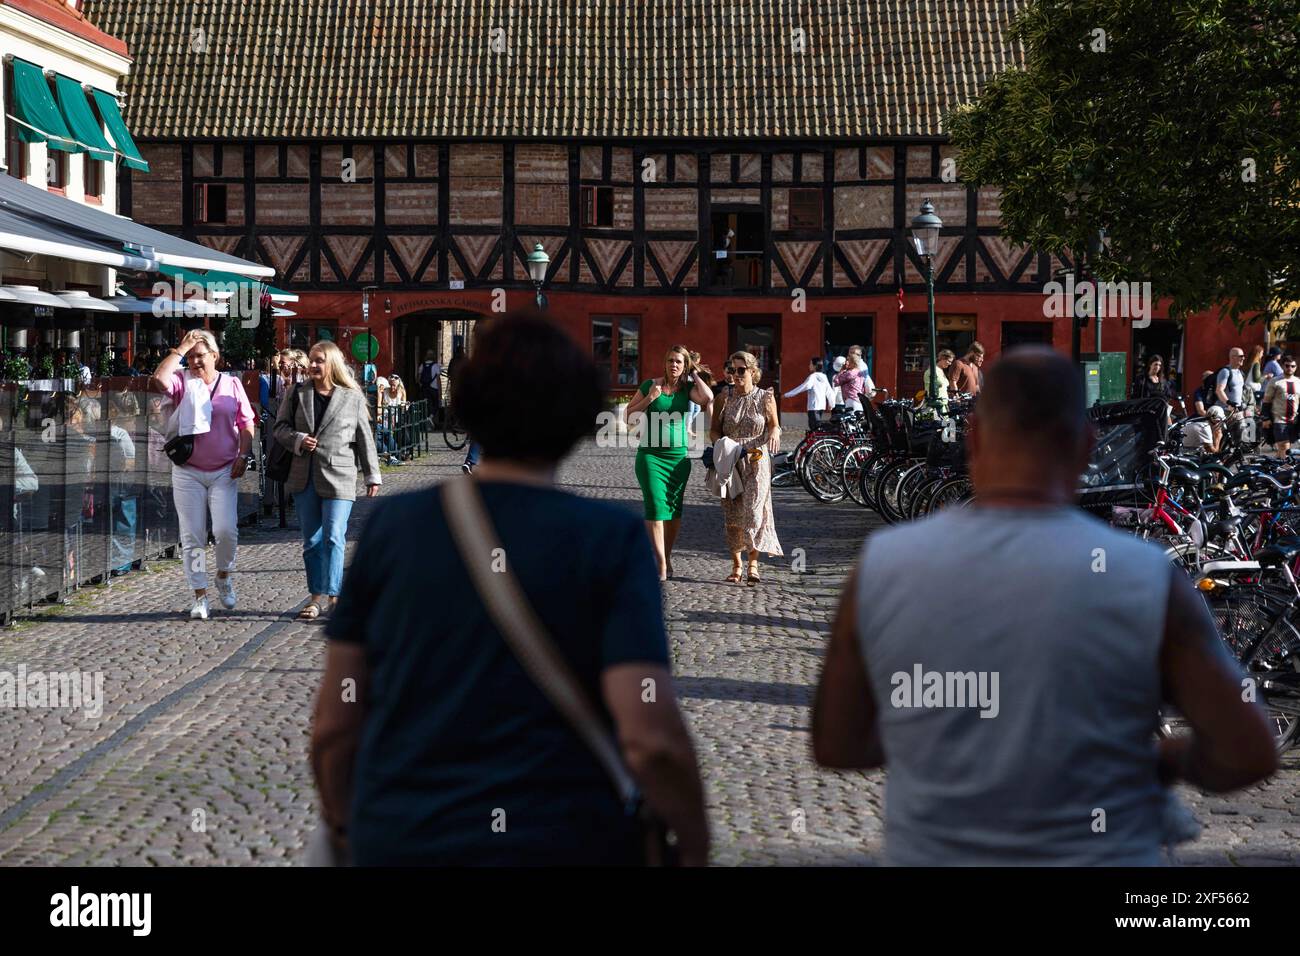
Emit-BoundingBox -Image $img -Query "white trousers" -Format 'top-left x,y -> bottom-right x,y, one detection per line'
172,465 -> 239,591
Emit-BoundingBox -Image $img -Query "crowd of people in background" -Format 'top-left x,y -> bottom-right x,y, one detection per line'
1148,343 -> 1300,458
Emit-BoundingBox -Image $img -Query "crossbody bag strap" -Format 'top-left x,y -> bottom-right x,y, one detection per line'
441,475 -> 639,806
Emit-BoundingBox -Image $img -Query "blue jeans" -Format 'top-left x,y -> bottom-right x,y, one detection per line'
465,441 -> 481,467
376,424 -> 397,456
293,479 -> 354,597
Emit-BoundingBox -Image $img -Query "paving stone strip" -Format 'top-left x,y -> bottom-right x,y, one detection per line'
0,440 -> 1295,865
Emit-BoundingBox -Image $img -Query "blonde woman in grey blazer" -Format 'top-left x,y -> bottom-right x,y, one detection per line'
274,340 -> 383,620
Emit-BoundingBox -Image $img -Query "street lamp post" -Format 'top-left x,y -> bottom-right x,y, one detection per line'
910,199 -> 943,410
526,243 -> 551,312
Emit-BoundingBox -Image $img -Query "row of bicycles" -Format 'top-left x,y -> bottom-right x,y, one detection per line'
775,393 -> 1300,751
775,390 -> 975,524
1113,438 -> 1300,750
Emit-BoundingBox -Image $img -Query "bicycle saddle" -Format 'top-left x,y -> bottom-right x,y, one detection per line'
1255,536 -> 1300,567
1207,515 -> 1243,539
1169,466 -> 1205,486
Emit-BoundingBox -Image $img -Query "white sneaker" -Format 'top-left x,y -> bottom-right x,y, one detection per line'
216,576 -> 237,610
189,596 -> 210,620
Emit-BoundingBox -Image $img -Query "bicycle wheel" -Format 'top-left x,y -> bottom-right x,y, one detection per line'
909,473 -> 948,521
895,463 -> 931,522
771,459 -> 801,488
443,417 -> 468,451
800,438 -> 847,503
858,452 -> 891,513
1244,631 -> 1300,752
875,459 -> 914,524
929,476 -> 974,513
840,444 -> 876,508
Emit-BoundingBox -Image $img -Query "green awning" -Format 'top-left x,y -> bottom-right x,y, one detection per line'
10,59 -> 80,154
157,264 -> 298,302
91,90 -> 148,172
54,76 -> 115,163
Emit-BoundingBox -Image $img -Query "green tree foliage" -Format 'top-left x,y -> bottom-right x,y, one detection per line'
947,0 -> 1299,323
219,317 -> 256,366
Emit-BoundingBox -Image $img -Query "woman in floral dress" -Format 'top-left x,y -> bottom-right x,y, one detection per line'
709,351 -> 783,583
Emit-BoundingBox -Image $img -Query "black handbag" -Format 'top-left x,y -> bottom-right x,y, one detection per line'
264,385 -> 302,484
164,375 -> 222,466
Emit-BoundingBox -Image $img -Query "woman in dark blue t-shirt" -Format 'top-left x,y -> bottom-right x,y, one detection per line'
314,314 -> 710,866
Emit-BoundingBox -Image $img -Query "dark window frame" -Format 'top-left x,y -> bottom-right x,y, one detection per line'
193,182 -> 229,223
789,188 -> 823,229
591,314 -> 640,390
84,155 -> 103,201
580,184 -> 615,227
4,65 -> 24,180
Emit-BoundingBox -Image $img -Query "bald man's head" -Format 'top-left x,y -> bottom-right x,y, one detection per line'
975,347 -> 1087,456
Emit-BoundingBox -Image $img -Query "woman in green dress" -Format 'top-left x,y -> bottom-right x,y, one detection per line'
627,345 -> 714,581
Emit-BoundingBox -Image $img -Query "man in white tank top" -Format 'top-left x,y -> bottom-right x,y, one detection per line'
812,347 -> 1278,865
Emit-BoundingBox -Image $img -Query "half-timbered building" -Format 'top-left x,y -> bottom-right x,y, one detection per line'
86,0 -> 1252,421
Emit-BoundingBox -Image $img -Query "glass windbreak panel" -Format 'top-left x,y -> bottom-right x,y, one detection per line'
105,384 -> 145,574
616,319 -> 639,387
142,388 -> 178,561
0,387 -> 16,614
22,390 -> 68,601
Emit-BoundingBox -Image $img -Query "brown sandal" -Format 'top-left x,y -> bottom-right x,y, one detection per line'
725,570 -> 742,584
746,562 -> 761,585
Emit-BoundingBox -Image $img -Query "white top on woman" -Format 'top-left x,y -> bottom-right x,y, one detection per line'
784,372 -> 835,411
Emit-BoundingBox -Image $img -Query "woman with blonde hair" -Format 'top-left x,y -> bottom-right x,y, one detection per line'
626,344 -> 713,580
710,351 -> 782,583
274,339 -> 383,620
150,329 -> 256,619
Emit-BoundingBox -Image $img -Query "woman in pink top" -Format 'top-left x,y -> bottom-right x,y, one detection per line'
150,329 -> 256,620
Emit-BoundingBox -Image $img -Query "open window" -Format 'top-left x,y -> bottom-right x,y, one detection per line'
193,183 -> 228,223
581,185 -> 614,227
710,209 -> 764,289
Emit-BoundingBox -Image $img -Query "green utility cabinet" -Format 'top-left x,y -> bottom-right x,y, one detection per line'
1080,352 -> 1127,406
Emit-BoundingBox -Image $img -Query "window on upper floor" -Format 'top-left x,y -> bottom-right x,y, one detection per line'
789,188 -> 823,230
581,185 -> 614,227
4,66 -> 24,180
84,156 -> 103,201
193,183 -> 228,223
45,149 -> 67,190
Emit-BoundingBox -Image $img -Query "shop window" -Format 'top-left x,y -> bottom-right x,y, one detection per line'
289,323 -> 312,350
581,186 -> 614,227
592,316 -> 639,388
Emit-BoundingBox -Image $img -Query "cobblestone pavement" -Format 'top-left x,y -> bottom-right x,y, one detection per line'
0,438 -> 1295,865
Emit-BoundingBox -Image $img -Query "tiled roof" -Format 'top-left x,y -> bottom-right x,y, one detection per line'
3,0 -> 129,55
85,0 -> 1026,140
